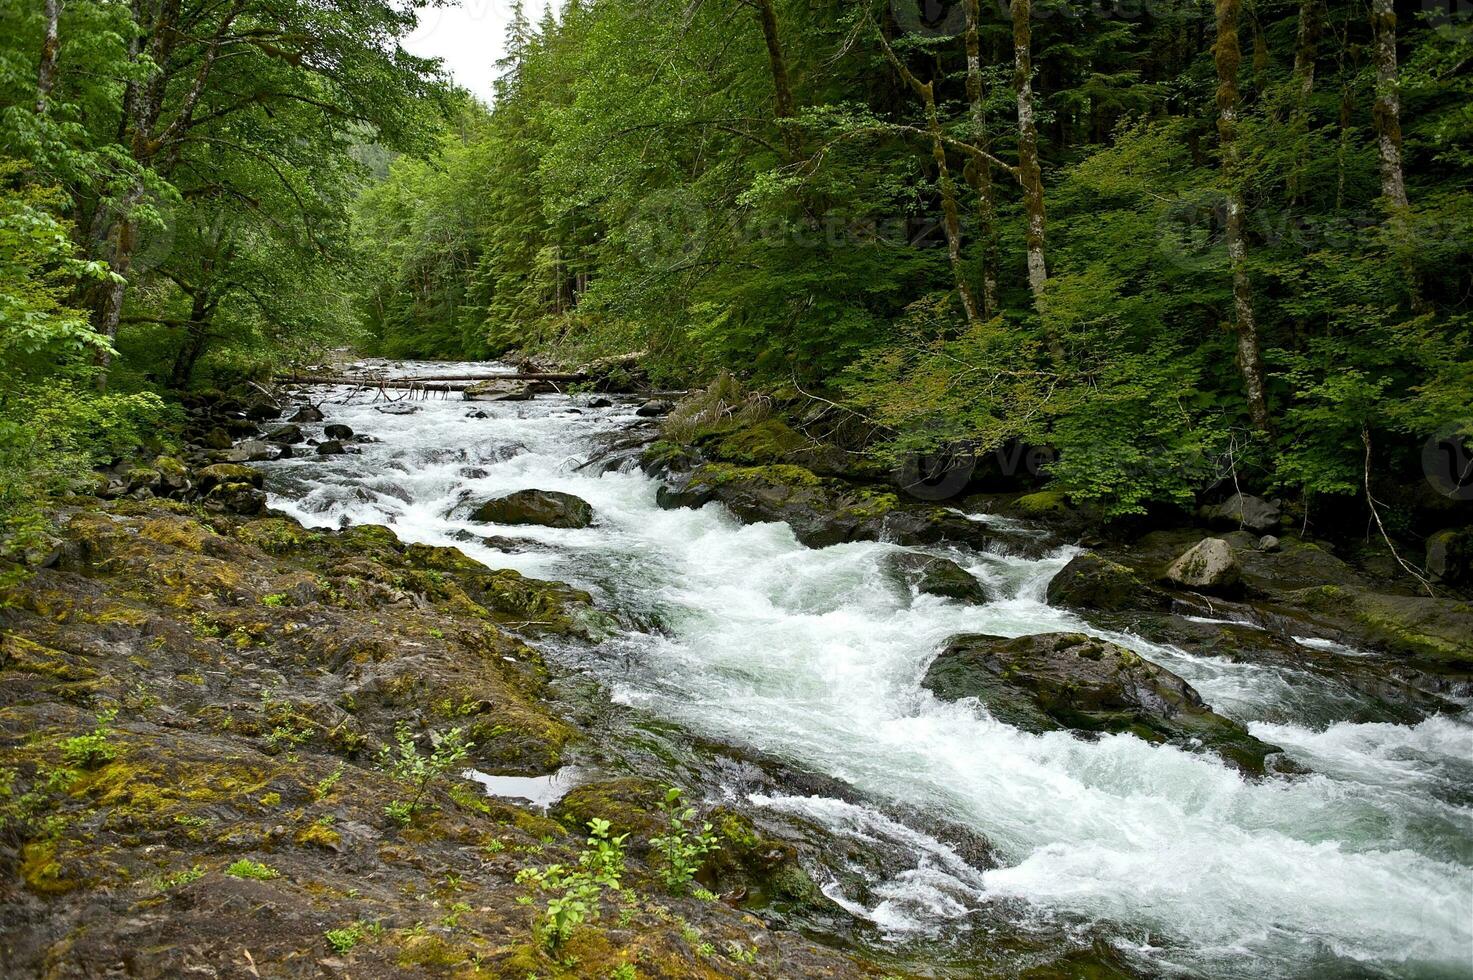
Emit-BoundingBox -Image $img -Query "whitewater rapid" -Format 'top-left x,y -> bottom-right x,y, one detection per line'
262,367 -> 1473,979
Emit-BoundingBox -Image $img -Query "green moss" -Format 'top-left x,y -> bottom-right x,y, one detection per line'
693,462 -> 821,489
234,518 -> 321,554
1014,491 -> 1070,517
708,419 -> 809,464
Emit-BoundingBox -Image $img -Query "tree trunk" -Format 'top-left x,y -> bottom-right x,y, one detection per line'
1286,0 -> 1321,201
35,0 -> 61,114
170,291 -> 212,388
1215,0 -> 1271,431
1370,0 -> 1425,308
750,0 -> 797,156
964,0 -> 999,320
876,29 -> 982,329
1370,0 -> 1409,211
1011,0 -> 1049,315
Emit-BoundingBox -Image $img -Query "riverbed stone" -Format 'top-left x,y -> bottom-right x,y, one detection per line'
315,440 -> 346,456
1046,552 -> 1161,611
323,423 -> 354,440
264,423 -> 304,444
923,632 -> 1283,774
214,440 -> 275,463
884,552 -> 987,603
1201,492 -> 1282,534
289,403 -> 324,422
1425,528 -> 1471,584
1165,537 -> 1241,593
471,489 -> 594,529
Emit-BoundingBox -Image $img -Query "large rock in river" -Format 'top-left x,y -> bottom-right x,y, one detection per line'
923,632 -> 1283,774
1046,552 -> 1162,611
1165,537 -> 1241,593
471,489 -> 594,529
884,552 -> 987,603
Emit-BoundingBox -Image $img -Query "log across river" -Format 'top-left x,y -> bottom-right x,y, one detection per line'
258,362 -> 1473,979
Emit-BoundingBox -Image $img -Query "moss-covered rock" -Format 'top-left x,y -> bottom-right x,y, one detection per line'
470,489 -> 594,529
883,552 -> 988,604
923,632 -> 1284,774
1047,553 -> 1162,612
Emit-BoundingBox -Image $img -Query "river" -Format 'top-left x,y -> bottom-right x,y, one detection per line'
260,363 -> 1473,979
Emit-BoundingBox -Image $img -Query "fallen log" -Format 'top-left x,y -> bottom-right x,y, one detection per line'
279,372 -> 585,389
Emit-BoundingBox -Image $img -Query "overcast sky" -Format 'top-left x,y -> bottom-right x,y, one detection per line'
402,0 -> 553,103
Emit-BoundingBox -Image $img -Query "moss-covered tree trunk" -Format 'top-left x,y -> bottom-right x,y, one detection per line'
1011,0 -> 1048,312
1286,0 -> 1322,200
964,0 -> 1000,320
750,0 -> 797,157
35,0 -> 61,114
1214,0 -> 1271,432
877,29 -> 982,330
1370,0 -> 1426,310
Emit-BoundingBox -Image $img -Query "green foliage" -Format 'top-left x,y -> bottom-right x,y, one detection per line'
59,709 -> 119,769
224,859 -> 279,881
514,818 -> 627,950
155,865 -> 206,891
648,787 -> 720,895
377,723 -> 472,827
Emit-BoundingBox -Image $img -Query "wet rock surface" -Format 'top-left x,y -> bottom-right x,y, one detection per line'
883,552 -> 987,603
923,632 -> 1286,774
471,489 -> 595,530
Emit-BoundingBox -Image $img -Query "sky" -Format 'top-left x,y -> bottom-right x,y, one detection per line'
401,0 -> 553,103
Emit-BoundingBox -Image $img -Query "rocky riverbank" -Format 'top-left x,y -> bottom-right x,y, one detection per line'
0,492 -> 901,978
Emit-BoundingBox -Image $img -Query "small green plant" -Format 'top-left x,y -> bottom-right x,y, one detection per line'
378,722 -> 472,826
440,900 -> 472,929
722,940 -> 757,964
648,787 -> 720,894
60,709 -> 119,768
261,593 -> 287,607
155,864 -> 206,891
325,922 -> 368,953
314,761 -> 345,800
225,858 -> 279,880
515,819 -> 628,950
692,886 -> 718,902
608,964 -> 637,980
191,614 -> 222,637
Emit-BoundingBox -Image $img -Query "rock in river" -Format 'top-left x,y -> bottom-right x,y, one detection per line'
884,552 -> 987,603
1046,552 -> 1162,611
1165,537 -> 1241,594
923,632 -> 1284,774
471,489 -> 594,529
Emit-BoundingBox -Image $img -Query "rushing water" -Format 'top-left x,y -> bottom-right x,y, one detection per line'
262,365 -> 1473,979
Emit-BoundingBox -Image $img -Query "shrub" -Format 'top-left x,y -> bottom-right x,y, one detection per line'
648,787 -> 720,894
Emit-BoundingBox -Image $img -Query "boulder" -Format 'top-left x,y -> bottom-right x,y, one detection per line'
587,397 -> 614,408
265,423 -> 304,444
316,441 -> 346,456
243,397 -> 282,421
374,403 -> 420,415
1286,585 -> 1473,668
152,456 -> 192,496
884,552 -> 987,603
1046,553 -> 1160,611
214,440 -> 275,463
1201,492 -> 1281,534
635,399 -> 674,417
202,427 -> 233,450
1258,534 -> 1281,552
923,632 -> 1283,774
1425,528 -> 1471,584
323,423 -> 354,440
1165,538 -> 1241,593
656,464 -> 900,549
471,489 -> 594,529
193,463 -> 264,494
290,404 -> 325,423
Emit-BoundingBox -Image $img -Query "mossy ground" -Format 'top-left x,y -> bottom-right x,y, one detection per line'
0,499 -> 876,978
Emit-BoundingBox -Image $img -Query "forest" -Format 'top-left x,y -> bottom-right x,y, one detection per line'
2,0 -> 1471,530
3,2 -> 1473,977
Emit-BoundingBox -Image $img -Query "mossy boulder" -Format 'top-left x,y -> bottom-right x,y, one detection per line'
656,463 -> 901,549
471,489 -> 594,529
551,777 -> 668,848
884,552 -> 987,603
1046,553 -> 1161,612
194,463 -> 264,494
1164,538 -> 1241,594
923,632 -> 1283,774
1287,585 -> 1473,667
